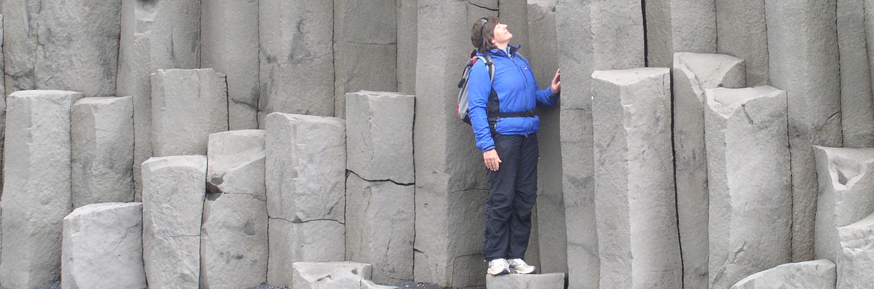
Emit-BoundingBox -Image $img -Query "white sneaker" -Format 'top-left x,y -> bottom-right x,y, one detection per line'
508,258 -> 536,274
487,258 -> 510,276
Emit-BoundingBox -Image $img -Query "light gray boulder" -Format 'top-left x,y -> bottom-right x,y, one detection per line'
730,260 -> 836,289
0,90 -> 82,289
839,0 -> 874,148
345,91 -> 414,184
705,86 -> 791,289
766,0 -> 842,262
61,202 -> 145,289
361,279 -> 398,289
141,155 -> 207,289
715,0 -> 768,86
397,0 -> 417,95
150,68 -> 229,157
644,0 -> 717,67
292,262 -> 372,289
813,147 -> 874,262
201,130 -> 268,289
201,0 -> 259,130
591,68 -> 680,289
486,273 -> 565,289
837,212 -> 874,288
71,97 -> 134,208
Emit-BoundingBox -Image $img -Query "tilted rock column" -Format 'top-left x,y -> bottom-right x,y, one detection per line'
813,147 -> 874,262
715,0 -> 768,86
150,68 -> 229,157
644,0 -> 717,67
730,260 -> 836,289
591,68 -> 680,289
837,212 -> 874,288
839,0 -> 874,147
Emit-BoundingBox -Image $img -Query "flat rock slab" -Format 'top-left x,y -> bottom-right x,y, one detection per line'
813,147 -> 874,262
730,260 -> 836,289
837,212 -> 874,288
292,262 -> 372,289
151,68 -> 229,157
345,91 -> 415,184
486,273 -> 566,289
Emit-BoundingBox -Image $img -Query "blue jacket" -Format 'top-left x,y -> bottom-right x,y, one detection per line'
468,45 -> 559,153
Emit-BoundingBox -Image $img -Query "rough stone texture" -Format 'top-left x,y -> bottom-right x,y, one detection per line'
397,0 -> 417,95
150,68 -> 229,157
0,90 -> 82,289
346,174 -> 414,285
839,0 -> 874,148
672,52 -> 746,289
485,273 -> 565,289
0,14 -> 5,198
766,0 -> 842,262
117,0 -> 201,199
837,212 -> 874,288
292,262 -> 372,289
61,203 -> 145,289
259,0 -> 334,124
555,0 -> 644,287
500,0 -> 529,56
716,0 -> 768,86
645,0 -> 717,67
730,260 -> 836,289
71,97 -> 135,208
705,86 -> 791,289
333,0 -> 398,118
591,68 -> 680,289
265,113 -> 346,287
201,130 -> 268,289
361,279 -> 399,289
141,155 -> 207,289
3,0 -> 120,97
201,0 -> 259,130
346,91 -> 414,184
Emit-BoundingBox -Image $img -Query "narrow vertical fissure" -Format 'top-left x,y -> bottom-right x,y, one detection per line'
641,0 -> 649,67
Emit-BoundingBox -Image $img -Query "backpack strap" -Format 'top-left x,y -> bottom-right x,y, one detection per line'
474,55 -> 495,84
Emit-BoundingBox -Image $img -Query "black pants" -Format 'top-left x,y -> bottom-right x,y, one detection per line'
482,133 -> 538,261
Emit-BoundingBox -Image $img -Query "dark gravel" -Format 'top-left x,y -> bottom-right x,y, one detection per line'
10,281 -> 485,289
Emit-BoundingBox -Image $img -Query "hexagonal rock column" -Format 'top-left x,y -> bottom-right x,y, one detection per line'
61,202 -> 145,289
141,155 -> 207,289
730,260 -> 836,289
839,0 -> 874,148
766,0 -> 842,262
591,68 -> 680,289
644,0 -> 717,67
259,0 -> 334,124
292,262 -> 372,289
345,91 -> 414,184
201,130 -> 268,289
486,273 -> 566,289
266,113 -> 345,286
705,86 -> 791,289
672,52 -> 746,289
0,90 -> 83,289
813,147 -> 874,262
201,0 -> 259,130
715,0 -> 768,86
397,0 -> 417,95
3,0 -> 121,97
71,97 -> 134,208
0,14 -> 6,198
837,212 -> 874,288
150,68 -> 229,157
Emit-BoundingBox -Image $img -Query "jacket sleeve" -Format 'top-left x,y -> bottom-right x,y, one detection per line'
468,60 -> 495,153
535,87 -> 559,107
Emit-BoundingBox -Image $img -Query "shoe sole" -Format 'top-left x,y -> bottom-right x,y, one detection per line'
488,269 -> 511,276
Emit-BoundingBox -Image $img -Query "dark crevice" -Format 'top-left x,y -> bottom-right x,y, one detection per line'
347,170 -> 415,186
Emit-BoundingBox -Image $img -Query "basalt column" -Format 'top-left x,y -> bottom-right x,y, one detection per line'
397,0 -> 417,95
715,0 -> 768,86
839,0 -> 874,147
813,147 -> 874,262
644,0 -> 717,67
150,68 -> 229,157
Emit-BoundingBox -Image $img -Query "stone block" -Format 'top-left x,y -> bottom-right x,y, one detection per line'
766,0 -> 842,261
645,0 -> 717,67
141,155 -> 207,289
361,279 -> 398,289
591,68 -> 680,289
813,147 -> 874,262
268,220 -> 346,286
71,97 -> 135,208
486,273 -> 566,289
705,86 -> 791,289
345,91 -> 414,183
61,202 -> 145,289
672,52 -> 745,289
716,0 -> 768,86
837,212 -> 874,288
397,0 -> 417,95
259,0 -> 334,123
292,262 -> 372,289
0,90 -> 82,289
150,68 -> 229,157
840,0 -> 874,147
201,130 -> 268,289
730,260 -> 836,289
201,0 -> 259,130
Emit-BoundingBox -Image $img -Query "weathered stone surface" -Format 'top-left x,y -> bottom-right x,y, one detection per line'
591,68 -> 680,289
645,0 -> 717,67
0,90 -> 82,289
61,202 -> 145,289
0,14 -> 6,198
201,0 -> 259,130
486,273 -> 566,289
292,262 -> 372,289
500,0 -> 529,56
345,91 -> 414,183
259,0 -> 334,123
672,52 -> 746,289
268,220 -> 345,286
705,86 -> 791,289
150,68 -> 229,157
71,97 -> 134,208
201,130 -> 268,289
716,0 -> 768,86
837,212 -> 874,288
840,0 -> 874,148
141,155 -> 207,289
730,260 -> 836,289
766,0 -> 842,262
361,279 -> 398,289
397,0 -> 417,95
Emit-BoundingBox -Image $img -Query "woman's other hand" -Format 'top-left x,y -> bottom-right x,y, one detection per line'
550,68 -> 561,94
483,149 -> 502,171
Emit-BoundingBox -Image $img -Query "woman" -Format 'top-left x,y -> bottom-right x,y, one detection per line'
468,16 -> 561,276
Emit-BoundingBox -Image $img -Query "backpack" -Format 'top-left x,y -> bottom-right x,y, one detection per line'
457,50 -> 495,124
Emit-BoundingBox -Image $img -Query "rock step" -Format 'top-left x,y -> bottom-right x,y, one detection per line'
485,273 -> 565,289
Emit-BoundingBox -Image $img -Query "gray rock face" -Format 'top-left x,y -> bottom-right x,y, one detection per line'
201,130 -> 268,289
397,0 -> 417,95
141,155 -> 207,289
837,212 -> 874,288
499,0 -> 530,56
0,90 -> 83,289
813,147 -> 874,262
268,220 -> 346,287
591,68 -> 680,289
361,279 -> 398,289
0,14 -> 6,198
730,260 -> 836,289
716,0 -> 768,86
292,262 -> 372,289
839,0 -> 874,148
61,203 -> 145,289
485,273 -> 566,289
150,68 -> 229,157
705,86 -> 791,289
259,0 -> 334,124
644,0 -> 717,67
345,91 -> 414,184
201,0 -> 259,130
672,52 -> 746,289
71,97 -> 135,208
766,0 -> 842,262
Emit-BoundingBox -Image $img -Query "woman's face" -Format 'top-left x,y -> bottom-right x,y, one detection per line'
491,23 -> 513,46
